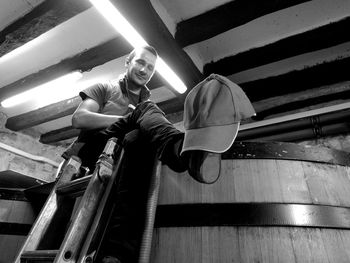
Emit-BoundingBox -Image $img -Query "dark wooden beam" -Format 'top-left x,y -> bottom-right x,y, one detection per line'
4,71 -> 166,131
40,126 -> 80,144
39,77 -> 350,144
175,0 -> 311,47
6,96 -> 80,131
252,81 -> 350,114
0,37 -> 132,100
204,16 -> 350,76
110,0 -> 203,91
0,0 -> 91,56
39,97 -> 184,144
254,90 -> 350,120
241,56 -> 350,102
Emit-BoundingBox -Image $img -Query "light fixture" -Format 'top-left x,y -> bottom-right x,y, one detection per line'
1,71 -> 83,108
89,0 -> 187,94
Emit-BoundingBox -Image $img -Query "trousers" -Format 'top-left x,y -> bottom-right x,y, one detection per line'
77,101 -> 187,262
76,101 -> 186,174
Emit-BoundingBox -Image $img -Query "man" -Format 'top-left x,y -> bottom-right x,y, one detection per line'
63,46 -> 255,263
63,45 -> 158,172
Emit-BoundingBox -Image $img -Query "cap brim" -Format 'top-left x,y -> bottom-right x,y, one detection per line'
181,122 -> 240,155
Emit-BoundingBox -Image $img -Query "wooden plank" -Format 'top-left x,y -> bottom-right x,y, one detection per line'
0,0 -> 91,56
241,56 -> 350,102
204,16 -> 350,75
38,98 -> 185,144
289,228 -> 328,262
0,235 -> 26,263
6,96 -> 80,131
39,126 -> 80,144
252,81 -> 350,115
175,0 -> 311,47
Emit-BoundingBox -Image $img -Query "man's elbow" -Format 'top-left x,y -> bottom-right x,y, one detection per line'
72,112 -> 84,128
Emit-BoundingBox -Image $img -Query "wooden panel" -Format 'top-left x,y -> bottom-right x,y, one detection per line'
153,142 -> 350,262
152,227 -> 350,262
0,234 -> 26,263
158,159 -> 350,206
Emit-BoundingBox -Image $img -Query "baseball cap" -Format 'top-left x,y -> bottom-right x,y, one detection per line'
181,74 -> 255,154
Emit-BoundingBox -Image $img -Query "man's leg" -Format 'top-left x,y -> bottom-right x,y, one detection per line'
100,133 -> 156,263
106,101 -> 220,184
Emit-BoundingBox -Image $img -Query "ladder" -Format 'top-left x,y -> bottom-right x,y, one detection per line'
15,138 -> 123,263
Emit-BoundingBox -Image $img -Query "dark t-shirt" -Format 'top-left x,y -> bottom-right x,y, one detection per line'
62,76 -> 150,161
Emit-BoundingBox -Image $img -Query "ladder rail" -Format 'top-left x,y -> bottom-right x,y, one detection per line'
54,139 -> 117,263
77,144 -> 124,263
14,157 -> 81,263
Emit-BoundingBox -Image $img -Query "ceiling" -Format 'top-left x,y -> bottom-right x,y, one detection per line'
1,0 -> 350,146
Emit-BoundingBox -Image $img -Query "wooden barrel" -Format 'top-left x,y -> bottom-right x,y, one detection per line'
150,141 -> 350,262
0,188 -> 36,263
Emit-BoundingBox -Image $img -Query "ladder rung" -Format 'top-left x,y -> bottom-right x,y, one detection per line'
56,175 -> 92,197
21,250 -> 58,261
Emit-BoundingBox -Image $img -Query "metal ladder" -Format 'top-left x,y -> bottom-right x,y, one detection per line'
15,138 -> 123,263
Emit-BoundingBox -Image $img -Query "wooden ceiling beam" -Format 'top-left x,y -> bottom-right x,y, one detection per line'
0,0 -> 91,56
204,16 -> 350,76
40,126 -> 80,144
39,98 -> 184,144
4,71 -> 165,131
39,80 -> 350,144
0,37 -> 131,99
5,96 -> 80,131
175,0 -> 311,47
241,56 -> 350,101
7,53 -> 350,133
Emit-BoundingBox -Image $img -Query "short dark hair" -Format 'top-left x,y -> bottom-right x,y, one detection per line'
127,45 -> 158,62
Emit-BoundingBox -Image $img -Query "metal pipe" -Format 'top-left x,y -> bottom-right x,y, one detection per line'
246,122 -> 350,142
237,109 -> 350,142
138,160 -> 162,263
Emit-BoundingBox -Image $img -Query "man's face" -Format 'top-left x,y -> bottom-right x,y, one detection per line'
126,48 -> 157,86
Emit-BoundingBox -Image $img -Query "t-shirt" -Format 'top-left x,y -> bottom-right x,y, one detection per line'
62,76 -> 150,160
81,77 -> 150,116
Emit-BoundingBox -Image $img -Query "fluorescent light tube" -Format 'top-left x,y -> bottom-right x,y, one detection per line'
1,72 -> 82,108
89,0 -> 187,94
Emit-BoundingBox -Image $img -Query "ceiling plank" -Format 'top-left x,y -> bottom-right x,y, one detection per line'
204,16 -> 350,76
241,56 -> 350,101
0,0 -> 91,56
175,0 -> 311,47
253,81 -> 350,115
254,90 -> 350,120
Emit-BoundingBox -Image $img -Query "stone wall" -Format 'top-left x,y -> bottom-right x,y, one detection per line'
0,112 -> 66,182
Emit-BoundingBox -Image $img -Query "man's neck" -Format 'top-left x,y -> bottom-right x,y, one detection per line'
126,78 -> 142,95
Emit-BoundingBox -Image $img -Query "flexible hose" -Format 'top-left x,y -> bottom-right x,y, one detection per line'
138,160 -> 162,263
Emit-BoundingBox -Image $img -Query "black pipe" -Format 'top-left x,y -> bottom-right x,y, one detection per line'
243,122 -> 350,142
237,108 -> 350,142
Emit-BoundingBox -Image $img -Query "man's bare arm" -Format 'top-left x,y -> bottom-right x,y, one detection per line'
72,98 -> 124,130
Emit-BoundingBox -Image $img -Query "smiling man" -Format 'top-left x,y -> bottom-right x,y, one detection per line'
60,46 -> 158,263
62,46 -> 158,171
